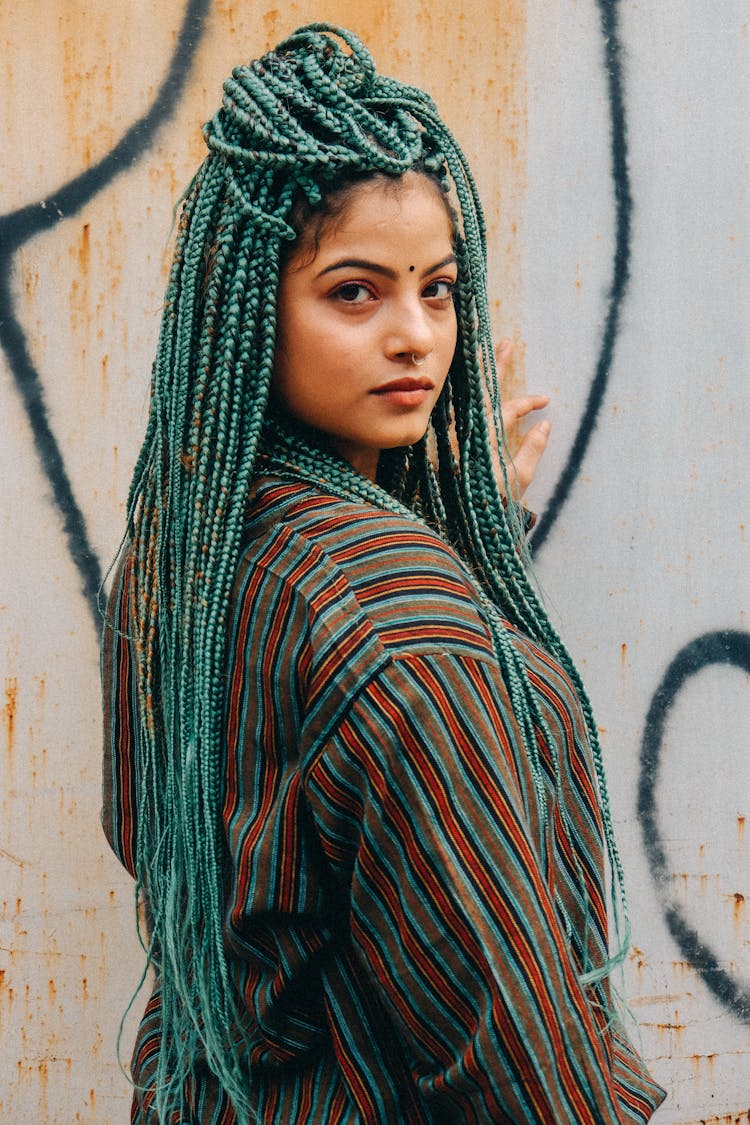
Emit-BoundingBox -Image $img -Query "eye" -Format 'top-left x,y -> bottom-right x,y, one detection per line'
422,278 -> 457,301
330,282 -> 375,305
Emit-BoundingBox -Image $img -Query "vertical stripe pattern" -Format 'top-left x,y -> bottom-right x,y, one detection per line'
102,476 -> 665,1121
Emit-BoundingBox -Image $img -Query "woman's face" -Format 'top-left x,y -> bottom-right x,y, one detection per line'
273,172 -> 458,480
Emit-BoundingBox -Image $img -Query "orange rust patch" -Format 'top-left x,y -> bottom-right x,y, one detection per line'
629,945 -> 647,973
731,891 -> 746,926
3,677 -> 18,755
687,1113 -> 750,1125
79,222 -> 91,273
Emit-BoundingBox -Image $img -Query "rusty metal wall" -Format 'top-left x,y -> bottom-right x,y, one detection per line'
0,1 -> 746,1121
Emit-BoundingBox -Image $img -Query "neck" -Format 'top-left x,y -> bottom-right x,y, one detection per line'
259,410 -> 391,508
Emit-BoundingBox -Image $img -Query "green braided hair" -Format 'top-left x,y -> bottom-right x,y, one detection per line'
121,23 -> 629,1119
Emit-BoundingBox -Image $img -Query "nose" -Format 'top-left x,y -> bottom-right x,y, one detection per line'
385,296 -> 434,363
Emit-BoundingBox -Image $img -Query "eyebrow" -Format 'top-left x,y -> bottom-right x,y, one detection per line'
315,254 -> 457,281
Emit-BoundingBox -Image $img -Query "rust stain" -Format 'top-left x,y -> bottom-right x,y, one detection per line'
23,267 -> 40,302
79,222 -> 91,273
739,814 -> 746,846
102,351 -> 110,398
262,7 -> 283,42
0,846 -> 24,867
672,871 -> 721,898
629,945 -> 647,974
3,677 -> 18,755
688,1051 -> 718,1086
69,222 -> 93,336
629,992 -> 682,1006
682,1113 -> 750,1125
671,959 -> 692,977
674,872 -> 690,898
730,891 -> 746,926
650,1010 -> 686,1050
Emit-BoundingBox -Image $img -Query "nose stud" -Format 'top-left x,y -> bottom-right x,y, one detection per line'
411,354 -> 426,366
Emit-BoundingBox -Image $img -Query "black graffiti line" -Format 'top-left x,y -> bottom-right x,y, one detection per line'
531,0 -> 632,552
0,0 -> 211,255
0,0 -> 211,626
0,274 -> 104,612
638,629 -> 750,1020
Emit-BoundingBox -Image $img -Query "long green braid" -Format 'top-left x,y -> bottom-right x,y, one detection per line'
121,23 -> 629,1119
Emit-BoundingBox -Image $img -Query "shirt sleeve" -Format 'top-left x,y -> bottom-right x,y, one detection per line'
305,649 -> 665,1123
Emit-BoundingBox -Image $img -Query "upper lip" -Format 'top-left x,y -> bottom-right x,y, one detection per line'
372,376 -> 434,393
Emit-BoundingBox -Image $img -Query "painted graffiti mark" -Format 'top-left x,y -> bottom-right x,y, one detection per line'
638,629 -> 750,1020
0,0 -> 211,627
532,0 -> 632,552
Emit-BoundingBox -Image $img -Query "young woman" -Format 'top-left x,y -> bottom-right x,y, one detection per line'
102,24 -> 666,1123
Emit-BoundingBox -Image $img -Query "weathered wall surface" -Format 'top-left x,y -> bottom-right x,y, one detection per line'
0,2 -> 746,1121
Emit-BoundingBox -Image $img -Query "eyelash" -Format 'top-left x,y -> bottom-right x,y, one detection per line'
423,279 -> 457,301
330,279 -> 457,305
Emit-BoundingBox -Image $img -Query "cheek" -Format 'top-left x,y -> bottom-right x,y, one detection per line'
439,312 -> 459,364
276,299 -> 340,365
433,318 -> 458,397
271,311 -> 338,413
272,305 -> 324,399
289,316 -> 365,376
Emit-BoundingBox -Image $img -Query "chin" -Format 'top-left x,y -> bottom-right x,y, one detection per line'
388,422 -> 431,449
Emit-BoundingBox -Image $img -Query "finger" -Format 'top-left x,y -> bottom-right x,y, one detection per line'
497,338 -> 513,368
510,419 -> 551,497
501,394 -> 550,428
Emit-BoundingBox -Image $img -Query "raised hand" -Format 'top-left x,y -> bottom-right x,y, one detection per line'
497,338 -> 550,500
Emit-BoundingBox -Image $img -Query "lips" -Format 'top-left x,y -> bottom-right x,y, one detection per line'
371,376 -> 433,394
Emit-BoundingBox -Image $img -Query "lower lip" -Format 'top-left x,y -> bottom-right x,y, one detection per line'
372,388 -> 430,408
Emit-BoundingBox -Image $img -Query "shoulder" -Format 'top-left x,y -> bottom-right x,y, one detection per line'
238,475 -> 494,661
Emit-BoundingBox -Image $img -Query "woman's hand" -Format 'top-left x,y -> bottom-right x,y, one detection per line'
497,339 -> 550,500
502,394 -> 550,499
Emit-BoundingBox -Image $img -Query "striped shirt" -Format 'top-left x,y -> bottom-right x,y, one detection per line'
102,475 -> 665,1122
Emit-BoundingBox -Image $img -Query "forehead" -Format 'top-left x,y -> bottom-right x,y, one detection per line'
334,173 -> 451,229
288,173 -> 454,271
